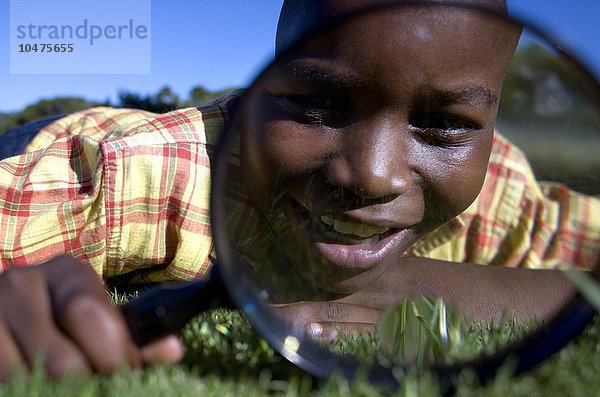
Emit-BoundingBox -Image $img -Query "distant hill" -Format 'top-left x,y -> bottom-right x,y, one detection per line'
0,113 -> 11,125
0,85 -> 233,136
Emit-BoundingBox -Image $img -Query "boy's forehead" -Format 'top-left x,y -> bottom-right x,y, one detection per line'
274,4 -> 520,91
276,0 -> 507,54
274,8 -> 515,98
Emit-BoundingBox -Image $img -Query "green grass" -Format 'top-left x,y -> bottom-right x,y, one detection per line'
322,298 -> 534,371
2,305 -> 600,397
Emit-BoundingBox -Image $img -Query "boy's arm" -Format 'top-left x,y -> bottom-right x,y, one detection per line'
353,256 -> 576,321
274,257 -> 577,340
0,101 -> 236,377
0,106 -> 221,378
0,106 -> 217,282
22,107 -> 154,153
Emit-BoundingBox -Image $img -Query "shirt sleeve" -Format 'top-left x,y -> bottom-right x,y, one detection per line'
0,106 -> 221,283
515,181 -> 600,269
479,134 -> 600,270
23,106 -> 156,152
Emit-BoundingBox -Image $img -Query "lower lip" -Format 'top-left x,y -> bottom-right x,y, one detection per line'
313,229 -> 410,271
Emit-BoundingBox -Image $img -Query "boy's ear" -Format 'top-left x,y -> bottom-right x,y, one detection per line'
275,0 -> 508,55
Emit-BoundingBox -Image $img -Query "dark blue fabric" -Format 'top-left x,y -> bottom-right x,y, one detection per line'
0,115 -> 65,160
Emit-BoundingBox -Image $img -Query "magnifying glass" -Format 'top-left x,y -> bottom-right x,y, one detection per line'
121,2 -> 600,391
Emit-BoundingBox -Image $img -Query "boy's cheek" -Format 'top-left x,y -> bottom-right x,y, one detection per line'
421,147 -> 491,220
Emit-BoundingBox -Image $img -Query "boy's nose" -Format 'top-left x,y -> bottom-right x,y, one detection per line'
325,120 -> 413,200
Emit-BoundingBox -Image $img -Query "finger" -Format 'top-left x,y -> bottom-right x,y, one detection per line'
0,267 -> 91,378
140,335 -> 185,365
273,301 -> 381,331
43,257 -> 142,374
0,320 -> 24,381
56,291 -> 142,374
29,330 -> 92,378
306,322 -> 376,343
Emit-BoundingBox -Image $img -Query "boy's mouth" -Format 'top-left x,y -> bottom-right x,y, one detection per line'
290,201 -> 412,271
302,208 -> 392,245
319,215 -> 390,240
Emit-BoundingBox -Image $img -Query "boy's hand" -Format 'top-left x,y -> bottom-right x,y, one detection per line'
0,255 -> 184,381
271,301 -> 381,342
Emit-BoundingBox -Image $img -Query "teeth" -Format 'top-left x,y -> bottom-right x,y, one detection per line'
320,216 -> 389,238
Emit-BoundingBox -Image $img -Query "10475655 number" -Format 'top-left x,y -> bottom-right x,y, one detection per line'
18,43 -> 74,53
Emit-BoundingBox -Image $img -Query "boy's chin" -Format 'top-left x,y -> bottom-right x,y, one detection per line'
297,262 -> 391,297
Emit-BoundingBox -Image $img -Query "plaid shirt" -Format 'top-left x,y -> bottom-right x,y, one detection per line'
1,95 -> 598,282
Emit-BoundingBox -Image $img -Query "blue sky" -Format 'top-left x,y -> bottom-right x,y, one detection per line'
1,0 -> 599,113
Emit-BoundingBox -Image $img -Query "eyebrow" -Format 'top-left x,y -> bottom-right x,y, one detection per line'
276,59 -> 499,108
427,87 -> 499,108
278,59 -> 367,90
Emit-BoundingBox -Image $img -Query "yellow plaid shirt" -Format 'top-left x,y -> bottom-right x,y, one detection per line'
1,94 -> 599,282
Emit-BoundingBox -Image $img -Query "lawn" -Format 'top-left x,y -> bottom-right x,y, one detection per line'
1,304 -> 600,397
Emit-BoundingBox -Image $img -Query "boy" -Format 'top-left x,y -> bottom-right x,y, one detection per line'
0,0 -> 597,378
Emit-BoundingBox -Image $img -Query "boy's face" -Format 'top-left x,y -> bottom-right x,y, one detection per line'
238,6 -> 519,295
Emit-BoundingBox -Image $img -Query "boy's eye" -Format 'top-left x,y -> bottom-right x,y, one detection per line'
274,95 -> 347,127
410,112 -> 480,145
411,112 -> 477,131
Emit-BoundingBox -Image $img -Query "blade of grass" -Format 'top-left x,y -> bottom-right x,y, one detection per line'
563,269 -> 600,311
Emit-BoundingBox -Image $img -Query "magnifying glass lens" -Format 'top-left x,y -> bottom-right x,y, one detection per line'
209,3 -> 600,386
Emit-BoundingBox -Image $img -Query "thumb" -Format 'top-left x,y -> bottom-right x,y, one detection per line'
140,335 -> 185,365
